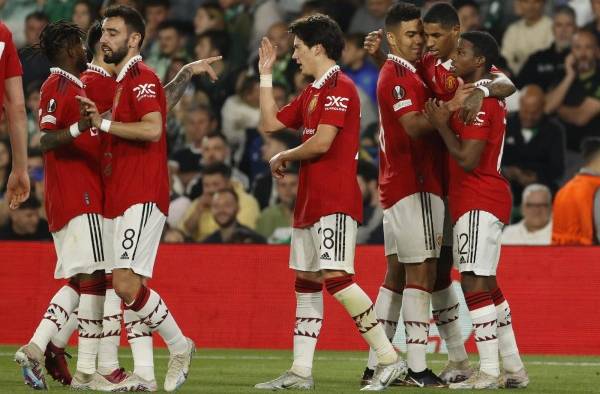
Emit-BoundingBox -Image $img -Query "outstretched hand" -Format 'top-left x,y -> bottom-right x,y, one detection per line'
269,151 -> 287,179
76,96 -> 101,129
184,56 -> 222,81
364,29 -> 384,56
258,37 -> 276,75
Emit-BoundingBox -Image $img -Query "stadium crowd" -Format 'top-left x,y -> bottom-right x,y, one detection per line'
0,0 -> 599,245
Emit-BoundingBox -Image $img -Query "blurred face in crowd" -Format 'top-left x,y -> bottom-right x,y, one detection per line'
261,136 -> 287,162
201,136 -> 229,165
202,173 -> 230,197
571,31 -> 599,74
518,0 -> 545,23
242,81 -> 260,108
457,4 -> 481,32
158,27 -> 180,56
268,22 -> 291,59
519,85 -> 545,128
553,12 -> 576,50
145,5 -> 169,34
195,37 -> 218,60
73,2 -> 93,31
194,7 -> 225,35
101,16 -> 139,64
367,0 -> 393,19
276,174 -> 298,208
211,191 -> 238,228
522,189 -> 551,231
424,22 -> 460,61
185,109 -> 214,145
25,17 -> 48,45
26,89 -> 40,114
10,208 -> 40,235
272,85 -> 287,108
386,19 -> 424,63
592,0 -> 600,19
342,40 -> 365,68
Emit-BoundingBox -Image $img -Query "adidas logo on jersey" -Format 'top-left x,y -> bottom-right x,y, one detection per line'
320,252 -> 331,261
459,256 -> 466,264
120,251 -> 129,260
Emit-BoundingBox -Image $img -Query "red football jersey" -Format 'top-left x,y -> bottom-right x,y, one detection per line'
276,65 -> 362,227
103,56 -> 169,218
39,68 -> 103,231
81,64 -> 116,186
377,54 -> 444,209
448,89 -> 512,224
0,22 -> 23,112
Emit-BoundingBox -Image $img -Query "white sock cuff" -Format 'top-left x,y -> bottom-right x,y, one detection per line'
470,304 -> 497,320
431,285 -> 459,309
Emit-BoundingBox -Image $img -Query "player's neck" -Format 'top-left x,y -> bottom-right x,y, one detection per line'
114,51 -> 141,77
57,62 -> 80,77
463,69 -> 489,84
312,59 -> 337,81
91,57 -> 113,75
390,49 -> 416,66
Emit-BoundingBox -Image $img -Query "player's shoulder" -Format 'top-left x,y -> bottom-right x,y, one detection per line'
383,58 -> 420,83
134,61 -> 161,82
41,74 -> 71,97
331,71 -> 358,94
0,22 -> 12,40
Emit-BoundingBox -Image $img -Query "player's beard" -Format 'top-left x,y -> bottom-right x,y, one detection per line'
103,42 -> 129,65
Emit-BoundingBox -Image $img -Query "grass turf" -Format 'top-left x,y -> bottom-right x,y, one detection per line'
1,346 -> 599,393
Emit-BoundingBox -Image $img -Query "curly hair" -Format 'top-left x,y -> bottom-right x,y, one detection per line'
38,20 -> 85,65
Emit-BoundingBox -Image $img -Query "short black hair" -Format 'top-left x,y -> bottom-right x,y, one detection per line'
144,0 -> 170,11
38,21 -> 85,64
196,29 -> 230,57
385,2 -> 421,29
157,20 -> 183,34
26,11 -> 50,24
452,0 -> 479,12
288,13 -> 344,61
345,32 -> 366,48
74,0 -> 99,21
104,5 -> 146,48
204,131 -> 228,145
581,137 -> 600,163
203,162 -> 232,178
86,21 -> 102,59
460,31 -> 499,71
553,4 -> 576,20
423,2 -> 460,29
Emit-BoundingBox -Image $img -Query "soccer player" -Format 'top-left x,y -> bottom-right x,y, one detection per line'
76,5 -> 219,392
424,31 -> 529,389
254,14 -> 406,391
14,21 -> 106,391
0,21 -> 30,210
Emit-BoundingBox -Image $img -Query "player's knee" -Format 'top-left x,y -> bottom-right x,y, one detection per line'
383,265 -> 405,293
112,276 -> 141,304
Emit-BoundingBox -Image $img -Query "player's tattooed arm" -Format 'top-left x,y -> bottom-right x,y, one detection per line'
164,56 -> 221,111
424,98 -> 485,172
39,119 -> 91,152
460,74 -> 516,123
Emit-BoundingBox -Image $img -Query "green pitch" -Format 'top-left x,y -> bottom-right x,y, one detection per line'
1,346 -> 599,393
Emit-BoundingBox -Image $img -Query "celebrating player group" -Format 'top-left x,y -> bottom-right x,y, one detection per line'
14,1 -> 529,392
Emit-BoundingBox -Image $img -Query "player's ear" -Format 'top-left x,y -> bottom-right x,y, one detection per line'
385,32 -> 396,48
128,32 -> 141,49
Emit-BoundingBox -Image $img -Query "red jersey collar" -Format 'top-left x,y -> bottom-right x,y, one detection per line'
434,57 -> 453,70
474,78 -> 493,87
312,65 -> 340,89
116,55 -> 142,83
86,63 -> 111,78
387,54 -> 416,73
49,67 -> 84,88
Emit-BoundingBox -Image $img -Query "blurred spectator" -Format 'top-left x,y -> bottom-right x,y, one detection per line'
221,75 -> 260,163
193,29 -> 239,110
517,5 -> 576,89
501,0 -> 553,75
24,81 -> 41,146
0,195 -> 50,240
146,20 -> 189,81
356,159 -> 383,244
167,162 -> 191,229
162,225 -> 189,243
342,33 -> 378,105
220,0 -> 252,70
172,105 -> 218,188
552,137 -> 600,245
19,11 -> 50,89
545,29 -> 600,154
247,0 -> 283,59
585,0 -> 600,43
256,167 -> 297,243
502,184 -> 552,245
453,0 -> 482,32
0,0 -> 38,47
72,0 -> 98,32
179,162 -> 259,241
503,85 -> 565,206
567,0 -> 593,27
43,0 -> 77,22
251,22 -> 297,92
194,2 -> 225,34
169,0 -> 205,22
349,0 -> 392,34
141,0 -> 171,59
253,131 -> 299,209
198,131 -> 249,190
204,188 -> 266,243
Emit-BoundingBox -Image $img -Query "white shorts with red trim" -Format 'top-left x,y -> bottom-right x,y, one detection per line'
289,213 -> 357,274
383,192 -> 444,262
453,210 -> 503,276
52,213 -> 106,279
103,202 -> 165,278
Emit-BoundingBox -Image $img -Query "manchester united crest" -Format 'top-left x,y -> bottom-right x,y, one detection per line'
307,94 -> 319,115
445,75 -> 458,92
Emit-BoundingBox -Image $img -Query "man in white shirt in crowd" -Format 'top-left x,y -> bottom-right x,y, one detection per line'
502,184 -> 552,245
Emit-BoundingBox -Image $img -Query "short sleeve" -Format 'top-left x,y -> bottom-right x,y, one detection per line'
131,70 -> 162,118
276,89 -> 304,129
1,27 -> 22,78
39,83 -> 69,131
319,81 -> 355,129
461,100 -> 494,140
390,76 -> 426,117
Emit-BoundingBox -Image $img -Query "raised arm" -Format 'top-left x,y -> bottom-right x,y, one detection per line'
545,54 -> 577,114
258,37 -> 286,133
363,29 -> 386,69
164,56 -> 221,111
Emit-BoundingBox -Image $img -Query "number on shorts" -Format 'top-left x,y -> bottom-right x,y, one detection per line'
122,228 -> 136,250
458,233 -> 469,255
322,228 -> 335,250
